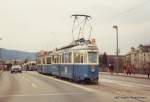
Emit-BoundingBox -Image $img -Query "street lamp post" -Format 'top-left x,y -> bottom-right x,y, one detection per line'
112,25 -> 119,74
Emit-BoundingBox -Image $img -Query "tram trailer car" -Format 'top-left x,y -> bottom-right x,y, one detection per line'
37,39 -> 99,83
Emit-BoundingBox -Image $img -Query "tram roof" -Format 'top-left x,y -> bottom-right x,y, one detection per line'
57,38 -> 91,51
38,38 -> 98,57
72,44 -> 98,50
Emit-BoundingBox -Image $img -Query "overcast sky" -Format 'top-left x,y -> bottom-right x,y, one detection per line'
0,0 -> 150,54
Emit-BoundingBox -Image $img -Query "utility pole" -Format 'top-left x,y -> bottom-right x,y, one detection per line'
112,25 -> 119,74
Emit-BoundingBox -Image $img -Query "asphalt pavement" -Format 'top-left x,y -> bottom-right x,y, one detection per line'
0,71 -> 149,102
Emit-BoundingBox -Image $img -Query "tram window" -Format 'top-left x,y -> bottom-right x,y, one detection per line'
63,53 -> 71,63
54,55 -> 58,63
46,57 -> 51,64
40,59 -> 42,64
55,56 -> 57,63
69,52 -> 72,63
74,53 -> 80,63
36,59 -> 38,64
58,55 -> 60,63
57,56 -> 59,63
54,58 -> 56,63
74,53 -> 78,63
64,53 -> 67,63
42,58 -> 45,64
60,55 -> 62,63
54,56 -> 56,63
88,52 -> 97,63
52,55 -> 54,64
74,52 -> 87,63
84,53 -> 87,63
62,54 -> 64,63
64,53 -> 66,63
37,58 -> 41,64
40,58 -> 43,64
81,55 -> 84,63
60,54 -> 62,63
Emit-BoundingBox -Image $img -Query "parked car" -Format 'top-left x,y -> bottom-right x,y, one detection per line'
11,65 -> 22,73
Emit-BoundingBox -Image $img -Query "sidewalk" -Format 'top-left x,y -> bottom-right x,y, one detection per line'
100,72 -> 149,79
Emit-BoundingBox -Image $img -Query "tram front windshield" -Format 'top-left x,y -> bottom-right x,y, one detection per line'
88,52 -> 97,63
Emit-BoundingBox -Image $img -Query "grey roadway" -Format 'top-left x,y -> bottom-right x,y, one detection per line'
0,71 -> 150,102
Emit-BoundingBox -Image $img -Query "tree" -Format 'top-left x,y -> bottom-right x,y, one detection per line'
102,52 -> 108,66
99,54 -> 103,67
24,59 -> 29,63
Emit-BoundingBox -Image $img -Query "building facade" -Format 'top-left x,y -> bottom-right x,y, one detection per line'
107,55 -> 126,72
125,44 -> 150,73
99,54 -> 125,72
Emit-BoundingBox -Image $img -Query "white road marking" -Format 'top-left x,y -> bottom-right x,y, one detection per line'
25,78 -> 31,82
28,72 -> 95,93
101,78 -> 150,88
31,83 -> 37,88
47,76 -> 95,92
22,75 -> 38,88
135,84 -> 150,88
22,76 -> 26,79
100,79 -> 136,87
0,93 -> 87,97
27,72 -> 150,89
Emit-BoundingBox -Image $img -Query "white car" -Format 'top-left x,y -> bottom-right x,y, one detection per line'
11,65 -> 22,73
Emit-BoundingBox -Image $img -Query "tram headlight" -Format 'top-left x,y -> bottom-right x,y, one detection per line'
91,68 -> 95,72
91,65 -> 96,72
84,74 -> 87,77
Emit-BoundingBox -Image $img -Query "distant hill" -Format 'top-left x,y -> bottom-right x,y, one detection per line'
0,48 -> 36,61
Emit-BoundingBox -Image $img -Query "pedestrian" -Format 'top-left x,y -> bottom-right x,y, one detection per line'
129,64 -> 132,75
123,64 -> 127,76
132,64 -> 136,76
108,64 -> 112,74
126,64 -> 132,76
106,64 -> 109,72
26,64 -> 29,71
145,63 -> 150,79
111,64 -> 114,75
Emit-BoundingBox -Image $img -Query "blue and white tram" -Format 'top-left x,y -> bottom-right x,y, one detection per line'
37,39 -> 99,83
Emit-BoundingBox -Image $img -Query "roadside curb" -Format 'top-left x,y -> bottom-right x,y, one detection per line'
99,72 -> 149,79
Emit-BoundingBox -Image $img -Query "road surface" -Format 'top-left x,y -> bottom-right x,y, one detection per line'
0,71 -> 149,102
